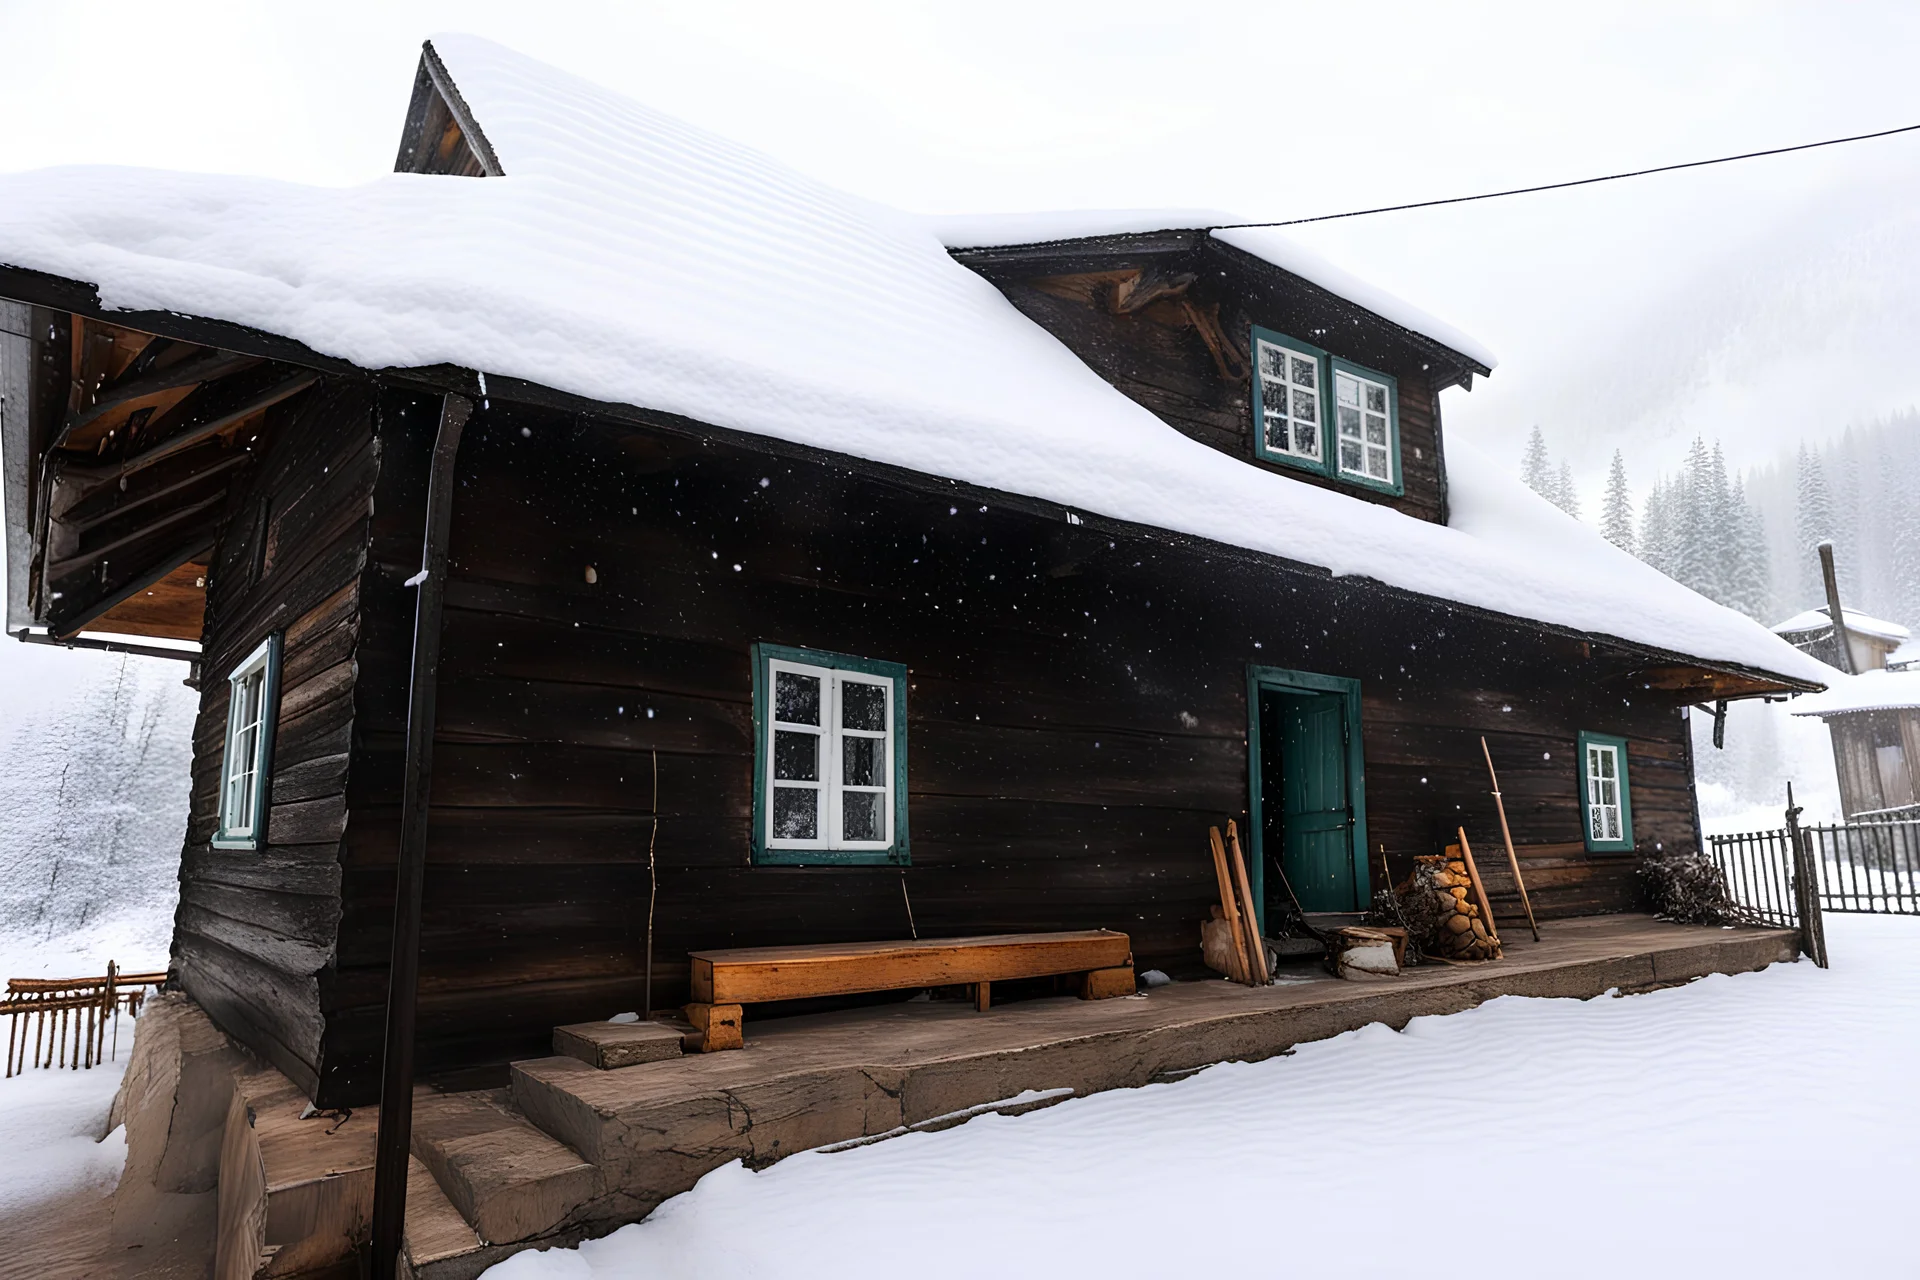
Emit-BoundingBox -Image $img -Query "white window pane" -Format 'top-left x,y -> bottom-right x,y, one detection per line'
1338,405 -> 1362,438
1336,374 -> 1359,405
1366,446 -> 1389,480
1290,355 -> 1316,389
1365,414 -> 1387,445
1365,384 -> 1387,413
774,670 -> 821,725
842,734 -> 883,787
772,786 -> 820,840
841,681 -> 886,731
1339,440 -> 1362,472
774,729 -> 819,781
842,790 -> 884,842
1295,422 -> 1318,457
1258,344 -> 1287,380
1292,388 -> 1317,423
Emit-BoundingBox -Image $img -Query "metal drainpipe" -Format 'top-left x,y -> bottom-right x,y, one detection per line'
370,391 -> 474,1279
1818,540 -> 1856,675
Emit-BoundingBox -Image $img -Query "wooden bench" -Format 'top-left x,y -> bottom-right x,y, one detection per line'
684,929 -> 1134,1051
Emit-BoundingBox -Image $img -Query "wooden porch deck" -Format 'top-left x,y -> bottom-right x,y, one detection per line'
421,914 -> 1794,1278
166,915 -> 1795,1280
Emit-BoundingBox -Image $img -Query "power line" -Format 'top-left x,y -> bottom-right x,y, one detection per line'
1212,121 -> 1920,231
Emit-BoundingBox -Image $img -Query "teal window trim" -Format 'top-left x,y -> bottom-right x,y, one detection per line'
1244,665 -> 1369,932
751,642 -> 910,866
1249,325 -> 1403,497
212,632 -> 282,851
1328,357 -> 1403,496
1249,326 -> 1332,477
1577,730 -> 1635,853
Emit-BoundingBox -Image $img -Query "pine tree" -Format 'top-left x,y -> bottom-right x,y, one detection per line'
1640,480 -> 1674,576
1601,450 -> 1635,554
1552,460 -> 1582,519
1796,445 -> 1836,611
1521,426 -> 1552,499
1725,477 -> 1772,621
1891,451 -> 1920,629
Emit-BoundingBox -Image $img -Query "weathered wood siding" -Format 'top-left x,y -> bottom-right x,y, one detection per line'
305,396 -> 1696,1102
171,382 -> 377,1098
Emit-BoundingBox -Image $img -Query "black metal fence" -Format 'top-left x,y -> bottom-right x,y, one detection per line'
1707,809 -> 1920,968
1804,819 -> 1920,914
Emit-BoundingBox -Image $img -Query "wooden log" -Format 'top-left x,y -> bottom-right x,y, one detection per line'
1208,827 -> 1253,984
1481,737 -> 1540,941
974,981 -> 991,1013
1078,965 -> 1135,1000
1225,821 -> 1268,984
1454,829 -> 1502,949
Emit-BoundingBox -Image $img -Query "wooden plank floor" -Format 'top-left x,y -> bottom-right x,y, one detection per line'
511,914 -> 1800,1242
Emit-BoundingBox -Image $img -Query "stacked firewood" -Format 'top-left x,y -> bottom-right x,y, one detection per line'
1397,854 -> 1502,962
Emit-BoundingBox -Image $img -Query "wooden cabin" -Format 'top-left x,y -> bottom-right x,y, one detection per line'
1773,606 -> 1920,818
1772,606 -> 1912,678
0,36 -> 1828,1108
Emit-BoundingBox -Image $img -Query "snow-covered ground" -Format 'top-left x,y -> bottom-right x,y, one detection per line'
0,1027 -> 130,1223
487,914 -> 1919,1280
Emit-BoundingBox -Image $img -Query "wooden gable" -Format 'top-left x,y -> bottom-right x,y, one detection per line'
951,231 -> 1488,526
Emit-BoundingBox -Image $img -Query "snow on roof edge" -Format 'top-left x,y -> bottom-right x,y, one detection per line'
1771,607 -> 1912,643
1790,668 -> 1920,716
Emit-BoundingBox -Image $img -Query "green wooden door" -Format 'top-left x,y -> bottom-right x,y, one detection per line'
1270,691 -> 1356,912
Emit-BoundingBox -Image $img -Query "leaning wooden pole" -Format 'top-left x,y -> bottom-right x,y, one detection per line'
1208,826 -> 1253,984
1225,821 -> 1268,985
1480,737 -> 1540,941
1456,827 -> 1501,948
370,393 -> 474,1280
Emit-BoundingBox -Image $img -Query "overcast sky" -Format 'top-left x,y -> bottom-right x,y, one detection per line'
3,0 -> 1917,506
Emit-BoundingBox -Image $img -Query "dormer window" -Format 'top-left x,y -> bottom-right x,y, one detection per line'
1251,326 -> 1402,496
1254,334 -> 1324,464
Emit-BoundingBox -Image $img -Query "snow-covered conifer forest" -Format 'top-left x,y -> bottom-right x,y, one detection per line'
1521,415 -> 1920,631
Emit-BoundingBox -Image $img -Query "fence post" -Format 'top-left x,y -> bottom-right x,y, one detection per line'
1785,786 -> 1829,969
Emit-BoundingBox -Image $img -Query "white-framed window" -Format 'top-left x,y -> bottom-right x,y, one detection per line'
756,645 -> 907,863
1578,731 -> 1633,852
213,633 -> 282,850
1253,335 -> 1323,464
1334,367 -> 1394,485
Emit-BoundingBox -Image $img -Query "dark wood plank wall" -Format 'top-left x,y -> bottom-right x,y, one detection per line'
305,396 -> 1696,1102
170,381 -> 378,1098
990,255 -> 1449,524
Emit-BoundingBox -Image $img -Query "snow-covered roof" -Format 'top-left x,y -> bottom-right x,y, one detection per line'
0,35 -> 1826,689
1790,668 -> 1920,717
1772,607 -> 1912,644
924,209 -> 1498,373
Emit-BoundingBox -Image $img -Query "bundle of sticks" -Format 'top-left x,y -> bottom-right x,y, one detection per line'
3,962 -> 164,1078
1206,821 -> 1271,986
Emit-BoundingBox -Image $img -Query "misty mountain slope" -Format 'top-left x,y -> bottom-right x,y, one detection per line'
0,643 -> 197,979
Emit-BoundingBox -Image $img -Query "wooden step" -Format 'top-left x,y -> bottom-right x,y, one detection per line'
552,1018 -> 685,1069
410,1087 -> 602,1246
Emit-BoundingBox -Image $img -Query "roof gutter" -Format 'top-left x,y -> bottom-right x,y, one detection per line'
369,391 -> 473,1280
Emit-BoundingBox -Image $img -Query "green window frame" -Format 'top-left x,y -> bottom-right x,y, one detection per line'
751,642 -> 910,866
1250,325 -> 1403,496
1577,731 -> 1635,853
213,632 -> 282,851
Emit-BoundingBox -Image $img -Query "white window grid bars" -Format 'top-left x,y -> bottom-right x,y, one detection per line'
1334,369 -> 1393,483
220,642 -> 272,842
1255,337 -> 1323,463
1585,742 -> 1624,844
766,659 -> 894,851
